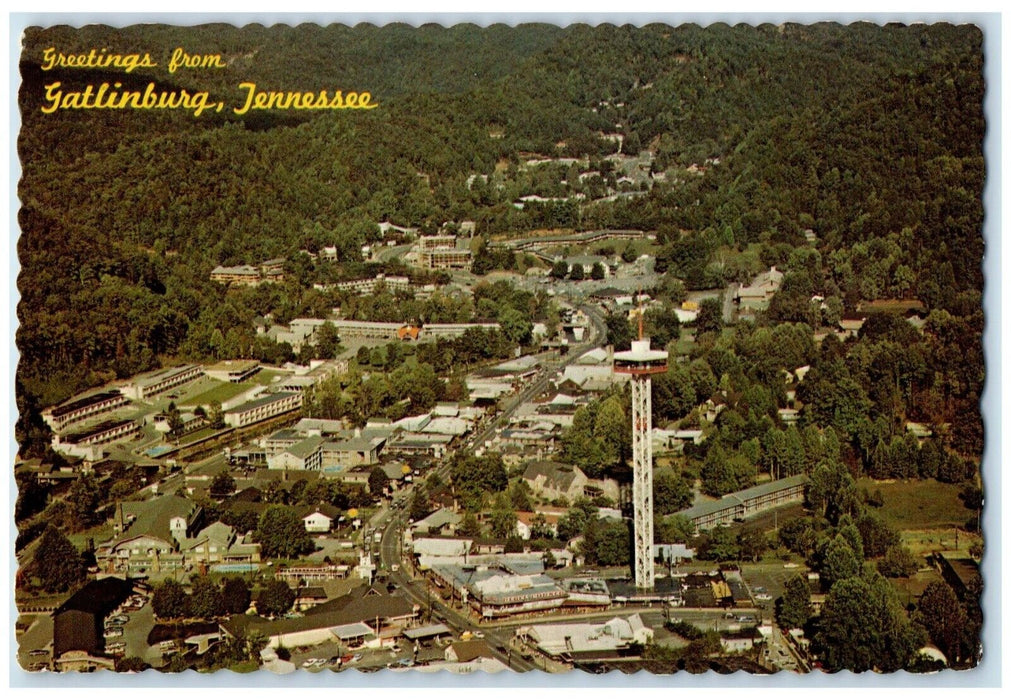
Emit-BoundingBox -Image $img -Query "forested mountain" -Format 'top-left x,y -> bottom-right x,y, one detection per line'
16,22 -> 984,459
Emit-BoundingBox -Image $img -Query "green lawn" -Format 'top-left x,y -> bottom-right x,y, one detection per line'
182,381 -> 254,407
251,369 -> 287,387
859,478 -> 973,531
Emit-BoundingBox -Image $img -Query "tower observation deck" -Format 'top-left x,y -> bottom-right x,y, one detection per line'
613,338 -> 668,589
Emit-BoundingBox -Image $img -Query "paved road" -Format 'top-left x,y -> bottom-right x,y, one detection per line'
368,300 -> 608,672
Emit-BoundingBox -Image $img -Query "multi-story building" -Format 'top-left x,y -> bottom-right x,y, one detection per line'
678,474 -> 808,532
52,419 -> 140,458
124,364 -> 203,401
223,392 -> 302,428
42,390 -> 129,432
204,359 -> 261,383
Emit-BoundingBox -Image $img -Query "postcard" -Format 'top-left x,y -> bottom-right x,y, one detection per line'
12,16 -> 989,680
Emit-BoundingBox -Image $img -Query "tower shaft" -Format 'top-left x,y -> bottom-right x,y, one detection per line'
631,374 -> 654,589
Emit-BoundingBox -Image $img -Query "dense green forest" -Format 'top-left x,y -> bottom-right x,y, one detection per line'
17,22 -> 984,466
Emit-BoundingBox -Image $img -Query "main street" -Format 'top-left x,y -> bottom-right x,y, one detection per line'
369,300 -> 608,671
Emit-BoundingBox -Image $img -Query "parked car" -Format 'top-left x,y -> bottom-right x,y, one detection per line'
106,642 -> 126,656
107,615 -> 129,626
755,593 -> 773,601
104,627 -> 124,639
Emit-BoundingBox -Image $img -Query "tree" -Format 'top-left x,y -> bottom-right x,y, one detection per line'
550,260 -> 569,279
590,262 -> 606,280
409,483 -> 432,522
878,544 -> 918,578
820,535 -> 862,588
594,520 -> 632,566
221,576 -> 251,615
816,572 -> 923,672
368,467 -> 389,497
695,296 -> 723,336
489,494 -> 518,539
257,580 -> 295,618
653,469 -> 693,515
698,525 -> 740,562
209,472 -> 236,499
66,474 -> 102,530
498,307 -> 533,346
776,574 -> 812,630
569,264 -> 585,281
152,578 -> 189,620
189,576 -> 224,620
855,512 -> 899,558
208,400 -> 225,429
116,656 -> 151,672
915,581 -> 967,663
605,312 -> 632,351
315,321 -> 341,359
655,514 -> 695,544
254,505 -> 315,559
738,528 -> 769,562
33,525 -> 86,592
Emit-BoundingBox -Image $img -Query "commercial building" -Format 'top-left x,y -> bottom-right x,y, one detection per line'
517,614 -> 653,662
52,577 -> 139,672
266,436 -> 324,471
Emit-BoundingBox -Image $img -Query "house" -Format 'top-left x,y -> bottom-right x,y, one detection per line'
411,508 -> 463,536
445,640 -> 496,663
52,577 -> 139,671
515,510 -> 563,540
293,586 -> 329,611
522,461 -> 589,502
736,267 -> 784,311
299,504 -> 342,533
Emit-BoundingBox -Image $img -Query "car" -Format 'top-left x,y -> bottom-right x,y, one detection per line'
340,654 -> 354,664
352,653 -> 363,663
106,642 -> 126,656
756,593 -> 773,601
784,562 -> 799,569
473,631 -> 485,639
328,656 -> 341,665
106,615 -> 129,627
28,649 -> 49,657
104,627 -> 123,638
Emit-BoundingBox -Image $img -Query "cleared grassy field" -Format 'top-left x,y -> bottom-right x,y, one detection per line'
182,381 -> 254,407
859,478 -> 973,531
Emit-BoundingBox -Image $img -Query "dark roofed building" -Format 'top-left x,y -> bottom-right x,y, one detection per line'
221,584 -> 417,649
53,577 -> 136,670
522,460 -> 589,501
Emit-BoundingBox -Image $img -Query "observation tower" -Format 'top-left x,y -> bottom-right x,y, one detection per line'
613,320 -> 668,589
